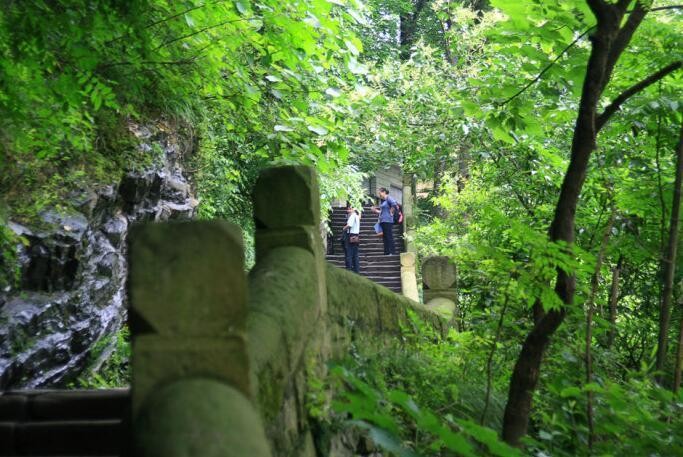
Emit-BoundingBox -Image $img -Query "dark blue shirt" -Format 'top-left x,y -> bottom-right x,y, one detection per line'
379,196 -> 398,223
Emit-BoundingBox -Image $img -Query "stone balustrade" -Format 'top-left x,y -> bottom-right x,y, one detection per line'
127,165 -> 449,456
422,256 -> 458,319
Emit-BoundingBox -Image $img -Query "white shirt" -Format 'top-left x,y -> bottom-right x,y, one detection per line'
346,212 -> 360,234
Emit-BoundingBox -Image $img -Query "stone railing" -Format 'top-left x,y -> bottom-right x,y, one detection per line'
422,256 -> 458,319
127,166 -> 448,457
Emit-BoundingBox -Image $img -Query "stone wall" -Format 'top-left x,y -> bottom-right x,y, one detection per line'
368,165 -> 403,203
0,122 -> 198,389
327,264 -> 446,357
127,165 -> 447,457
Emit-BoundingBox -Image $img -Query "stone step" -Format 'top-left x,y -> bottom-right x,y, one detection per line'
326,255 -> 401,262
327,252 -> 401,258
328,264 -> 401,274
372,276 -> 401,282
328,236 -> 404,242
326,258 -> 400,263
0,419 -> 124,456
328,233 -> 403,241
328,235 -> 401,240
330,231 -> 400,236
328,228 -> 403,236
328,238 -> 403,245
337,236 -> 391,240
329,208 -> 382,215
330,248 -> 403,253
328,240 -> 404,246
329,216 -> 402,223
328,235 -> 403,242
364,273 -> 398,279
328,223 -> 402,229
369,278 -> 401,287
329,218 -> 387,223
328,258 -> 400,266
329,215 -> 401,221
330,271 -> 401,279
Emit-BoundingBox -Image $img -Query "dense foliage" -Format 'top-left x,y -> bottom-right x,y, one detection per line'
1,0 -> 682,455
0,0 -> 368,276
328,0 -> 683,455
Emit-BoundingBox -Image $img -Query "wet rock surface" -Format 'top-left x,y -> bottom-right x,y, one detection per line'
0,124 -> 198,388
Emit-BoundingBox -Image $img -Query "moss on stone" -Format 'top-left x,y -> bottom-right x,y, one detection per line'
132,334 -> 251,416
253,166 -> 320,230
128,220 -> 246,337
325,263 -> 448,349
134,378 -> 271,457
247,246 -> 322,429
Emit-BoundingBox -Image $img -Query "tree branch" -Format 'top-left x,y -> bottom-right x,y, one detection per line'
498,26 -> 595,106
596,61 -> 682,131
153,17 -> 253,51
586,0 -> 611,22
105,1 -> 227,46
637,5 -> 683,13
602,1 -> 648,91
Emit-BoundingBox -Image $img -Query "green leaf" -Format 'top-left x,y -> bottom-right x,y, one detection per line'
325,87 -> 342,97
347,57 -> 367,74
307,125 -> 328,135
560,386 -> 582,398
492,125 -> 514,143
234,0 -> 248,15
274,124 -> 294,132
538,430 -> 554,441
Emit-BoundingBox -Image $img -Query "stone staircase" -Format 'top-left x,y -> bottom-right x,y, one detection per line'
326,206 -> 403,292
0,389 -> 128,456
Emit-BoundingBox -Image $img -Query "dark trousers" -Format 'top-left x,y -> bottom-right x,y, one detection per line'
344,237 -> 360,273
380,222 -> 395,255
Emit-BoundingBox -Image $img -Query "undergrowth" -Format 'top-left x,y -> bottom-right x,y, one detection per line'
75,326 -> 130,389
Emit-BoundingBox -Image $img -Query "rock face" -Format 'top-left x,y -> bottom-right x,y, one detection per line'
0,123 -> 198,389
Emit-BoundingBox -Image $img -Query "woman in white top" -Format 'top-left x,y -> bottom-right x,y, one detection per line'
343,205 -> 361,273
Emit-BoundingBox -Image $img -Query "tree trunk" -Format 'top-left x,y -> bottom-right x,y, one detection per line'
655,121 -> 683,383
440,16 -> 458,65
585,207 -> 616,450
481,283 -> 512,425
673,281 -> 683,394
399,0 -> 427,60
607,255 -> 623,348
501,1 -> 642,445
431,157 -> 447,218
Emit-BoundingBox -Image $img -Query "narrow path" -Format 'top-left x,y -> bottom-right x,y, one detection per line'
326,206 -> 404,292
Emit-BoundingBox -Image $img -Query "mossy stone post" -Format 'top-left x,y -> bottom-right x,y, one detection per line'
400,252 -> 419,302
402,172 -> 416,253
401,172 -> 420,301
422,256 -> 458,319
253,165 -> 327,314
128,221 -> 271,457
251,165 -> 329,456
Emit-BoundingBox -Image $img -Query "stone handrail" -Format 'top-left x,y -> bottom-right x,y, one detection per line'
127,165 -> 448,457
